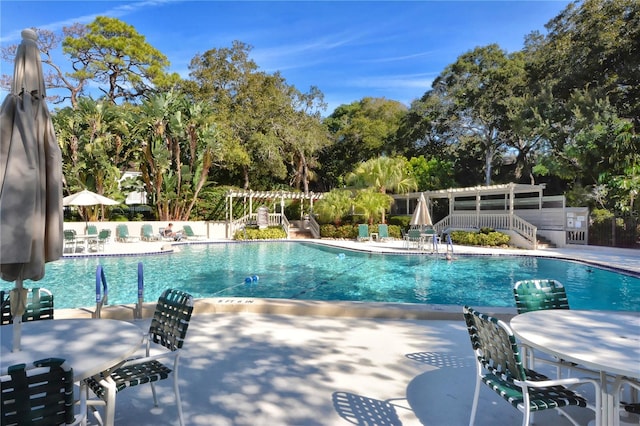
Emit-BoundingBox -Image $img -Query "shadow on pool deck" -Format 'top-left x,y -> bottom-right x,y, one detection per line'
73,312 -> 605,426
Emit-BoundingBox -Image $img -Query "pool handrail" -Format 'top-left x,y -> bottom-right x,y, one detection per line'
94,265 -> 108,319
135,262 -> 144,319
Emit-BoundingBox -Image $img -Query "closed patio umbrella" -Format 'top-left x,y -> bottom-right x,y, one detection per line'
410,193 -> 432,228
0,29 -> 63,350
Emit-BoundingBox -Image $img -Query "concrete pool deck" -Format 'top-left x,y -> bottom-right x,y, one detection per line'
54,238 -> 639,425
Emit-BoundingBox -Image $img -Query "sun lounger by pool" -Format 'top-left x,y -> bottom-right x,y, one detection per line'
357,224 -> 369,241
377,224 -> 390,241
116,224 -> 138,243
182,225 -> 206,240
140,224 -> 160,241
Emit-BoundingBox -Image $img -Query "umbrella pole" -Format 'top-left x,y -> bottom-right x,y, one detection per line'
12,315 -> 22,352
11,278 -> 26,352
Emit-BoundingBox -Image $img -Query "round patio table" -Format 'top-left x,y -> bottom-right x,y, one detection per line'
510,310 -> 640,426
1,318 -> 144,380
1,318 -> 144,426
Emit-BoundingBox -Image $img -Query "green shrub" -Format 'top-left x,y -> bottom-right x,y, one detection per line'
320,224 -> 337,238
449,230 -> 510,247
590,208 -> 613,223
335,224 -> 357,239
388,216 -> 411,229
319,223 -> 401,239
234,226 -> 286,240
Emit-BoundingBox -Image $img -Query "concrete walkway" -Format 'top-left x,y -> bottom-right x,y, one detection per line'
56,238 -> 639,425
89,313 -> 609,426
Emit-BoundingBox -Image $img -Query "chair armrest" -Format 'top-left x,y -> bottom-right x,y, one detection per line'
517,375 -> 600,389
119,347 -> 178,368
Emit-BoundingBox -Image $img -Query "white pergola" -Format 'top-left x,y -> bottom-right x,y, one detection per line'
226,190 -> 324,221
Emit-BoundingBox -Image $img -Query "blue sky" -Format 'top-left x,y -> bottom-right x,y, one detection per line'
1,0 -> 571,114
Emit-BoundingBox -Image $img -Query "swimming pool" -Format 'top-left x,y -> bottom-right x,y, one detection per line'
20,241 -> 640,311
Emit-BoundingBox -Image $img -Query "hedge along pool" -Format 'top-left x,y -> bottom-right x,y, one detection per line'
21,241 -> 640,311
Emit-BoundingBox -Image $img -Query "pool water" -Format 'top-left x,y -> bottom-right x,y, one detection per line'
22,242 -> 640,311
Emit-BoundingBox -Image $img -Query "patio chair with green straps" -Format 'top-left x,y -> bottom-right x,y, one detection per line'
513,279 -> 579,374
463,306 -> 600,426
84,289 -> 194,426
0,287 -> 54,325
89,229 -> 111,252
86,224 -> 98,236
405,228 -> 422,249
63,229 -> 80,253
0,358 -> 86,425
513,279 -> 570,314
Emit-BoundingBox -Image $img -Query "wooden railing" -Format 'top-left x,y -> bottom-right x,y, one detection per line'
280,214 -> 290,238
307,215 -> 320,238
434,213 -> 537,249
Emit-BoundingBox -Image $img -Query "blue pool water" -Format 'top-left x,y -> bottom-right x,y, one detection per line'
12,241 -> 640,311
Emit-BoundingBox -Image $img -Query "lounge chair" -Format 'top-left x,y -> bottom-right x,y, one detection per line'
0,287 -> 54,325
377,224 -> 390,241
115,224 -> 138,243
463,305 -> 600,426
158,227 -> 172,241
182,224 -> 205,240
1,358 -> 86,426
85,289 -> 194,426
357,224 -> 369,241
140,223 -> 160,241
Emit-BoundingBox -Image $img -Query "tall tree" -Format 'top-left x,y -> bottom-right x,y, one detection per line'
320,97 -> 407,190
434,44 -> 515,185
281,86 -> 330,194
187,41 -> 329,191
132,91 -> 222,220
62,16 -> 180,103
53,98 -> 133,220
522,0 -> 640,211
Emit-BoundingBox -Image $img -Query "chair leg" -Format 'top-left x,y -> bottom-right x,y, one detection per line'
173,354 -> 185,426
174,373 -> 184,426
150,381 -> 159,406
522,390 -> 531,426
102,377 -> 117,426
469,375 -> 481,426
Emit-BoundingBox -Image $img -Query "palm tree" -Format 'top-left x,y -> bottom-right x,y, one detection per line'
313,189 -> 353,225
353,189 -> 393,225
346,156 -> 417,223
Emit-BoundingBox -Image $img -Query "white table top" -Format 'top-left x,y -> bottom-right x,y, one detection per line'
510,310 -> 640,379
1,318 -> 144,381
